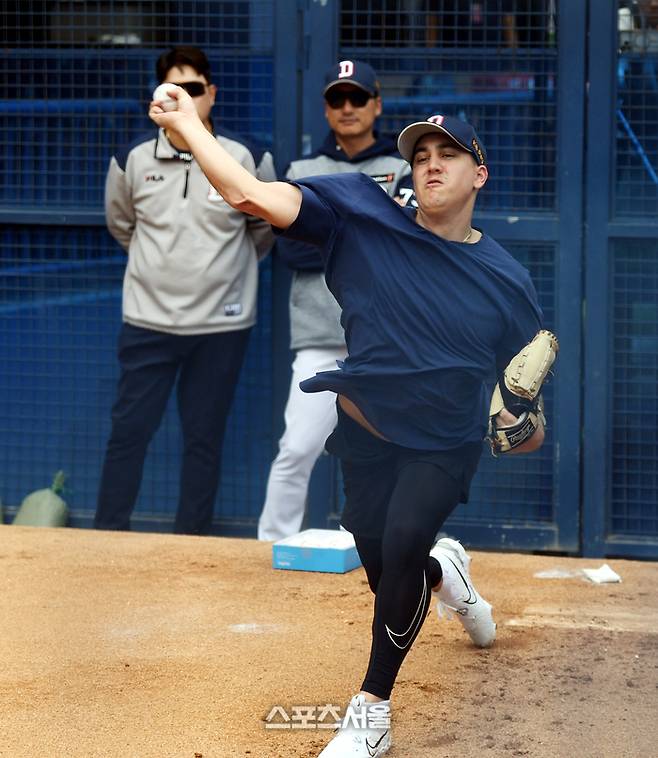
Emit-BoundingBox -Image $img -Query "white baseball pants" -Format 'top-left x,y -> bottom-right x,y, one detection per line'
257,346 -> 346,541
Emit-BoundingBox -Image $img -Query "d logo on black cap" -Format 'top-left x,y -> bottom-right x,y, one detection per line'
338,60 -> 355,78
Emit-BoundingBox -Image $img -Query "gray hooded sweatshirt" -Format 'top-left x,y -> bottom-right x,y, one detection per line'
279,132 -> 410,350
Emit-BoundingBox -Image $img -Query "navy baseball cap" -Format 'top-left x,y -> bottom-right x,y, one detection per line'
397,114 -> 487,166
323,60 -> 379,97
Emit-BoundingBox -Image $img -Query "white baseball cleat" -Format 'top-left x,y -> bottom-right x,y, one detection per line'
318,694 -> 391,757
429,537 -> 496,648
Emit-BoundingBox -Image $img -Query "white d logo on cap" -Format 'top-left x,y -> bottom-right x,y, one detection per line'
338,60 -> 355,78
427,115 -> 445,125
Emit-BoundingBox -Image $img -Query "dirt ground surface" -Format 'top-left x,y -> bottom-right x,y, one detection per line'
1,526 -> 657,758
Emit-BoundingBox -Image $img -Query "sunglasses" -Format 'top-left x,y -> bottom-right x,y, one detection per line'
169,81 -> 208,97
325,89 -> 375,109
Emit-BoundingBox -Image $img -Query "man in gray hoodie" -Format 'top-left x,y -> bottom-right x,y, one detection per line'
257,61 -> 409,541
94,46 -> 274,535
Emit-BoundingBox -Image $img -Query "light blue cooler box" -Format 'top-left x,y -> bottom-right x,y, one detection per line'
272,529 -> 362,574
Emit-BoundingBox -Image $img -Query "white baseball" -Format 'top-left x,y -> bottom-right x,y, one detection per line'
152,83 -> 179,112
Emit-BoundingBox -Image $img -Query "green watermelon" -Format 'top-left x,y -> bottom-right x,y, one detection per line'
13,471 -> 68,527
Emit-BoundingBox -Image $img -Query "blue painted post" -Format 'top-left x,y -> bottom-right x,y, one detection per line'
269,0 -> 303,525
552,0 -> 588,553
301,0 -> 341,530
302,0 -> 338,153
582,0 -> 617,557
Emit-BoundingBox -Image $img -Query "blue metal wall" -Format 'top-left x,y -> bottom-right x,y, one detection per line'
1,1 -> 657,558
584,2 -> 658,558
0,2 -> 280,532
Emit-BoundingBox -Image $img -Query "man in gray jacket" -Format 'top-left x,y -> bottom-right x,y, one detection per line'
257,60 -> 409,541
95,46 -> 274,535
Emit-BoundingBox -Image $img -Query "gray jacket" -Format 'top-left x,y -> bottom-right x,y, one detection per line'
283,133 -> 410,350
105,128 -> 275,335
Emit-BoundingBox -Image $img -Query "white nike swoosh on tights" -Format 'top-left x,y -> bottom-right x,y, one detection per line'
385,573 -> 428,650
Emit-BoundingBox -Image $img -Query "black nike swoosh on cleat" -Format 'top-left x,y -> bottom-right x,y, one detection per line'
446,556 -> 477,605
366,731 -> 389,756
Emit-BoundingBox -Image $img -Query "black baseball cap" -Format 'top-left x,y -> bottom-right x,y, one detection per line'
397,114 -> 487,166
323,60 -> 379,97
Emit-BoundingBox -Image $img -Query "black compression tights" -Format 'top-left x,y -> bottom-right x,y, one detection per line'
353,461 -> 463,700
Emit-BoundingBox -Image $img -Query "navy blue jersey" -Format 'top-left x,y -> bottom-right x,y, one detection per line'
278,173 -> 543,450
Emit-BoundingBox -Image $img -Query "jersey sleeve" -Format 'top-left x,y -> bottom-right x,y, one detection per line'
275,174 -> 364,266
276,237 -> 324,271
276,172 -> 392,267
273,163 -> 329,271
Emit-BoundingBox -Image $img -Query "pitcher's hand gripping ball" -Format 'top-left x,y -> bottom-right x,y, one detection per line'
488,329 -> 559,455
152,83 -> 179,112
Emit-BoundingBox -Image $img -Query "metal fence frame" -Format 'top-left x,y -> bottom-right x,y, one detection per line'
584,3 -> 658,559
1,1 -> 657,558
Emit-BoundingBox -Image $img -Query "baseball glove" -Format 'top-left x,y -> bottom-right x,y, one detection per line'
487,329 -> 559,455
